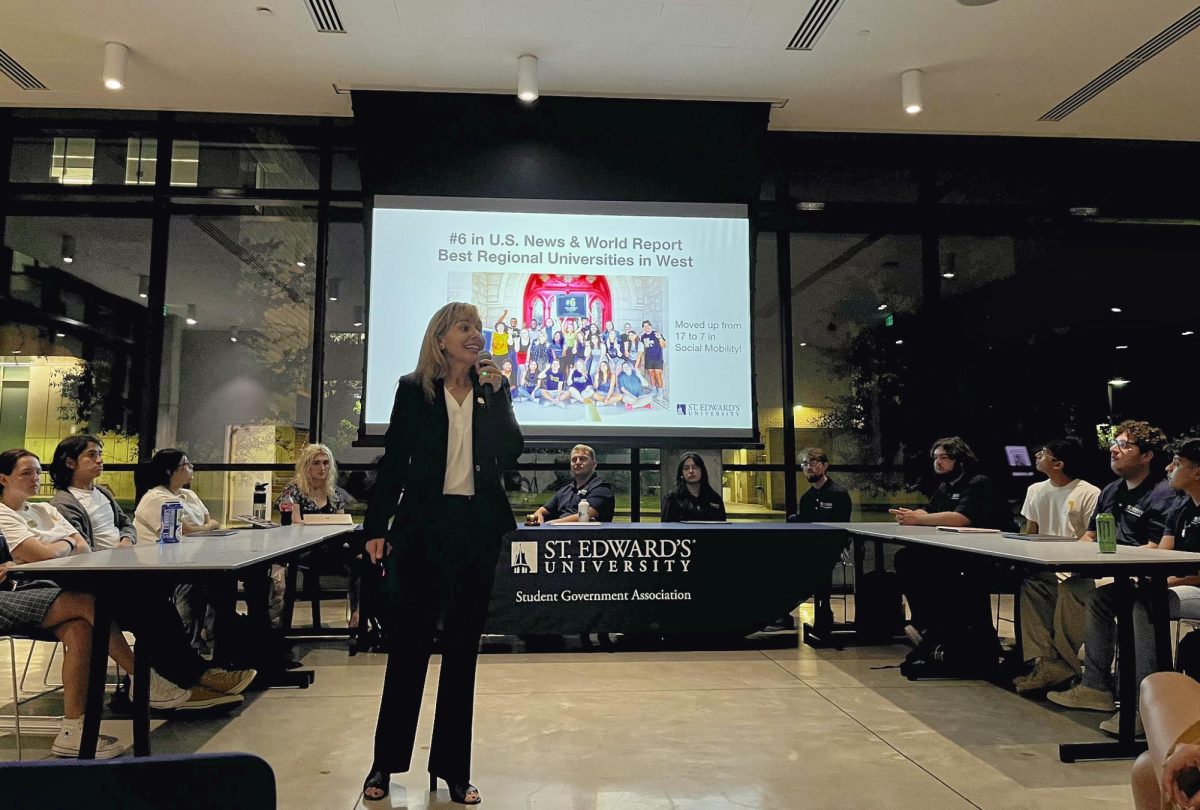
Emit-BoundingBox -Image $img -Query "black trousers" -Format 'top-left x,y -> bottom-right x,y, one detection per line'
893,546 -> 996,634
372,495 -> 500,781
111,588 -> 209,689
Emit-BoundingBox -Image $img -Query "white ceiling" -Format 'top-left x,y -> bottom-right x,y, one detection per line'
1,0 -> 1198,140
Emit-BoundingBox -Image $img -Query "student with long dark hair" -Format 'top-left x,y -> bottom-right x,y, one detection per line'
360,302 -> 524,804
661,453 -> 727,522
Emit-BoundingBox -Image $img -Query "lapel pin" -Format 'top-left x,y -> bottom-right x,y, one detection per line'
476,397 -> 486,405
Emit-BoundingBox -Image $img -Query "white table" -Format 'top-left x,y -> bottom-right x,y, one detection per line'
11,524 -> 353,759
819,522 -> 1200,762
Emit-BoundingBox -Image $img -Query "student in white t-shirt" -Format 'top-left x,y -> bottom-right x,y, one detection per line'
1013,437 -> 1102,696
134,449 -> 221,650
133,449 -> 219,544
0,451 -> 90,562
47,435 -> 137,550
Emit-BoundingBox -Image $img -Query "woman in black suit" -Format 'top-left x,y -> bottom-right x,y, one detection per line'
362,302 -> 524,805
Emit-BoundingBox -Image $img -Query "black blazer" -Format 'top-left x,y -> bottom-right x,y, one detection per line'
363,371 -> 525,544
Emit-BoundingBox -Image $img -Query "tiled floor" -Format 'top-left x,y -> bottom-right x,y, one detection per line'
2,600 -> 1138,809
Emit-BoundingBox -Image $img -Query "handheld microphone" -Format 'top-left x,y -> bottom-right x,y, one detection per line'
477,350 -> 494,408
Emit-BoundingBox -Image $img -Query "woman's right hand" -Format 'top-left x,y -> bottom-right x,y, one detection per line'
365,538 -> 389,564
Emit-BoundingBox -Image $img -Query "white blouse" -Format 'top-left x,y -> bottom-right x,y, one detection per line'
134,486 -> 211,544
442,386 -> 476,496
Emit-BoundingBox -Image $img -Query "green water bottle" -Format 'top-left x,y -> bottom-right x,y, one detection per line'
1096,512 -> 1117,553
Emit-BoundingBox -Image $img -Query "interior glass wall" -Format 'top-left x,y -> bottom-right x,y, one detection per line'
1,215 -> 150,478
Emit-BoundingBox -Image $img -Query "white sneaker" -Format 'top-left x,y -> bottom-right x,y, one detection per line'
51,718 -> 124,759
1099,710 -> 1144,738
131,671 -> 192,710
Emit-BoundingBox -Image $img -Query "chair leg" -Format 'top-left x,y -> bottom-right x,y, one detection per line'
8,637 -> 22,760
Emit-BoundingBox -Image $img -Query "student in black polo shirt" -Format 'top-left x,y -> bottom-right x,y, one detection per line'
784,448 -> 853,636
890,436 -> 1013,645
527,444 -> 615,524
1049,425 -> 1182,734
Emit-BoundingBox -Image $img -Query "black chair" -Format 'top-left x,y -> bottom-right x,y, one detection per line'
0,752 -> 276,809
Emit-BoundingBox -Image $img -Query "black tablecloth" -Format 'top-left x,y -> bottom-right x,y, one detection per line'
485,522 -> 847,635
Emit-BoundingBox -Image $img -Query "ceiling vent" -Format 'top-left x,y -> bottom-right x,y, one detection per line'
1040,5 -> 1200,121
304,0 -> 346,33
787,0 -> 847,50
0,46 -> 47,90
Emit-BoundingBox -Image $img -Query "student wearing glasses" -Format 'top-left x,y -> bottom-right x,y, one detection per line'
134,449 -> 221,650
785,448 -> 853,636
890,436 -> 1013,648
1048,422 -> 1182,736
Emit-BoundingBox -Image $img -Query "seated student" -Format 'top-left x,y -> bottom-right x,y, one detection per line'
1151,439 -> 1200,640
1011,437 -> 1101,695
1134,671 -> 1200,810
617,361 -> 653,410
276,443 -> 356,629
526,444 -> 615,524
890,436 -> 1013,647
566,358 -> 595,404
513,359 -> 543,402
786,448 -> 854,636
133,449 -> 219,542
592,360 -> 622,407
47,435 -> 137,550
4,446 -> 252,711
1047,424 -> 1180,735
661,453 -> 726,522
539,358 -> 569,408
0,542 -> 129,758
134,449 -> 220,648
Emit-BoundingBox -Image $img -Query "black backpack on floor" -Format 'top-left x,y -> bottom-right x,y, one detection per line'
900,624 -> 1002,680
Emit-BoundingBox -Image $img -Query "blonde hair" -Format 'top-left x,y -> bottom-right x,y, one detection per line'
571,444 -> 596,461
414,302 -> 483,401
294,442 -> 338,501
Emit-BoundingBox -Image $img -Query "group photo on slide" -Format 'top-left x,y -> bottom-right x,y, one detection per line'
463,271 -> 671,425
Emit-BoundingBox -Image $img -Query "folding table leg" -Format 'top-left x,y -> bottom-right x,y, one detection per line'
79,594 -> 111,760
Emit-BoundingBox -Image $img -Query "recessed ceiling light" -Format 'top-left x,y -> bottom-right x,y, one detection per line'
55,331 -> 66,338
942,272 -> 955,279
877,303 -> 888,311
1184,330 -> 1195,336
895,339 -> 904,345
1108,378 -> 1130,387
1115,345 -> 1128,350
798,342 -> 808,347
1110,307 -> 1122,313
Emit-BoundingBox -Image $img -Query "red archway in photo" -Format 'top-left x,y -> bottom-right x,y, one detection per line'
522,274 -> 612,330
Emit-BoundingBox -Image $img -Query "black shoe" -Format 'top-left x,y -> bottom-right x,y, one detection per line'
363,768 -> 390,801
430,773 -> 481,805
762,615 -> 796,632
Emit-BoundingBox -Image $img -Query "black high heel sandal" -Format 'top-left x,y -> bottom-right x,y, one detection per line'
429,773 -> 481,805
363,768 -> 390,801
